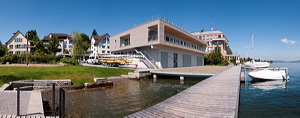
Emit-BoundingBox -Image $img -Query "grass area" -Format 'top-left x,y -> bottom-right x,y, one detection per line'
0,66 -> 134,87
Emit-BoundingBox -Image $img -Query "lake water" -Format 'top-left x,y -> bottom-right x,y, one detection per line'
64,63 -> 300,117
239,63 -> 300,117
65,76 -> 205,117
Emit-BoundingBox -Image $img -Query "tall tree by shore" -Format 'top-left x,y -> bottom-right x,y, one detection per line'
72,31 -> 89,63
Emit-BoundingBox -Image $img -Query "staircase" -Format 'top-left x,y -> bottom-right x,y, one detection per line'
134,49 -> 160,69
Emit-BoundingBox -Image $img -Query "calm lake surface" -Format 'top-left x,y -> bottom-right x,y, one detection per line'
65,77 -> 205,117
239,63 -> 300,117
65,63 -> 300,117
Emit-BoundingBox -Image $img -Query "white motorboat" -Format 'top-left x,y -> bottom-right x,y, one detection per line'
248,69 -> 289,80
244,60 -> 270,68
243,34 -> 270,68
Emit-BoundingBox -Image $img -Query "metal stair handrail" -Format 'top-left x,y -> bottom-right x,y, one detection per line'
134,49 -> 160,69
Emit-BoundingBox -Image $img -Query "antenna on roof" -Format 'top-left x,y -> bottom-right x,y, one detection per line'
200,27 -> 204,32
211,23 -> 214,30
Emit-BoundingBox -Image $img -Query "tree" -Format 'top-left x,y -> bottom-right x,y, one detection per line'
92,29 -> 98,36
46,36 -> 60,55
72,31 -> 89,63
0,41 -> 8,56
25,30 -> 45,54
204,47 -> 228,66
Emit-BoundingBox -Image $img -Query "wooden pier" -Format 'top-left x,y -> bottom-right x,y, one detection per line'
126,66 -> 241,118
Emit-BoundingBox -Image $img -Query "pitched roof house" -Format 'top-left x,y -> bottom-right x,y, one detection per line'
90,33 -> 110,55
6,30 -> 31,54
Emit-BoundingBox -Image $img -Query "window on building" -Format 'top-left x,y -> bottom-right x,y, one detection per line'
16,51 -> 21,54
120,34 -> 130,47
107,46 -> 110,49
107,51 -> 110,53
101,38 -> 106,44
102,46 -> 105,48
15,44 -> 21,49
9,45 -> 13,49
165,36 -> 170,41
218,35 -> 221,38
9,51 -> 13,54
102,51 -> 105,53
14,38 -> 22,42
148,29 -> 158,41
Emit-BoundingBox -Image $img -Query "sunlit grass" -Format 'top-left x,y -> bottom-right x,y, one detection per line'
0,66 -> 134,87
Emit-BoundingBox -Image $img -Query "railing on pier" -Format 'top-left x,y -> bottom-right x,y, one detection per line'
11,81 -> 65,118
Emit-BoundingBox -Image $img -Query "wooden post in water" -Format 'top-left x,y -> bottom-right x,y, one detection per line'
52,84 -> 55,116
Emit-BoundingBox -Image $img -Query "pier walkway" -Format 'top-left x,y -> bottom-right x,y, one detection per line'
126,66 -> 241,118
151,66 -> 231,77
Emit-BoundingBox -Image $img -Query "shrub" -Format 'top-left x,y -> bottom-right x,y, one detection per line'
60,57 -> 79,66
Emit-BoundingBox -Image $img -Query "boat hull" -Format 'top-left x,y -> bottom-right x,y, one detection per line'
248,69 -> 289,80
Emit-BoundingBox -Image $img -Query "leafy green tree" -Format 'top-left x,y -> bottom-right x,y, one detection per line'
204,47 -> 228,66
0,41 -> 8,57
46,36 -> 60,55
26,30 -> 45,54
72,31 -> 89,64
92,29 -> 98,36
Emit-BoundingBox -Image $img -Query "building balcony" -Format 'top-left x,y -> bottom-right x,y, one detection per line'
161,40 -> 207,54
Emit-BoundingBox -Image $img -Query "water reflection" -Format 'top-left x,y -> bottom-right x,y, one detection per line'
249,80 -> 288,91
65,77 -> 204,117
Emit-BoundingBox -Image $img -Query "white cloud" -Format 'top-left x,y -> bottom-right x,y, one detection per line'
281,38 -> 297,44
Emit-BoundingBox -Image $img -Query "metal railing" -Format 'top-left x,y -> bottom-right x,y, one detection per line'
134,49 -> 160,69
11,81 -> 65,118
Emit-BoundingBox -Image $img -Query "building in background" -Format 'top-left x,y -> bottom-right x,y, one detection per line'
110,17 -> 207,69
42,33 -> 73,55
90,33 -> 110,56
6,30 -> 31,54
191,29 -> 240,63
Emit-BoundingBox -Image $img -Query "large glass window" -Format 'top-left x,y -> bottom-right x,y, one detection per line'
120,34 -> 130,47
148,29 -> 158,41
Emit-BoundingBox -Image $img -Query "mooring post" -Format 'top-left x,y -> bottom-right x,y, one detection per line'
17,86 -> 20,116
52,83 -> 55,116
180,76 -> 184,80
153,74 -> 157,79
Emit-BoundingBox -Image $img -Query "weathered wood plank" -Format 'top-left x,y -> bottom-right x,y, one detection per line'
126,66 -> 241,118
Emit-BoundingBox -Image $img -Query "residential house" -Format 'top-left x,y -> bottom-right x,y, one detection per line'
6,30 -> 31,54
110,18 -> 207,69
43,33 -> 73,55
90,33 -> 110,55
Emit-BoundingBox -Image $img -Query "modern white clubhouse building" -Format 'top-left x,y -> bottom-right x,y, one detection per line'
110,18 -> 207,69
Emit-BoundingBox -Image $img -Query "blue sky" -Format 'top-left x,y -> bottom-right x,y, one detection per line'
0,0 -> 299,61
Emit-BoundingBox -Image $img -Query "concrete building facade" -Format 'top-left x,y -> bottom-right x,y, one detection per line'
110,19 -> 207,69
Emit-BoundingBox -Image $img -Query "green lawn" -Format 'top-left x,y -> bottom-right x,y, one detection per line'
0,66 -> 134,87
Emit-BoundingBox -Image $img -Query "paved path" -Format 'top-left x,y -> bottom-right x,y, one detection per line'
0,91 -> 44,116
126,66 -> 241,118
151,66 -> 232,77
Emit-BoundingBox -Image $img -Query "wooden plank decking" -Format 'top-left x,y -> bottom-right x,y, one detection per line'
126,66 -> 241,118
